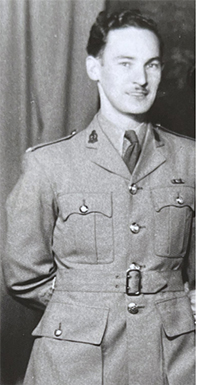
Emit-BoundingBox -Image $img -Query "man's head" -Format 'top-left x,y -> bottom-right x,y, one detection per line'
86,10 -> 163,123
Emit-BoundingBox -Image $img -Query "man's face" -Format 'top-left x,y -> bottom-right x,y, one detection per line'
96,27 -> 162,117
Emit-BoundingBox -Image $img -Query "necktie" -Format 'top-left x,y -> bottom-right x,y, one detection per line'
123,130 -> 141,174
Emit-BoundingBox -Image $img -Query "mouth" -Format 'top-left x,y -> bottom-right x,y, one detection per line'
126,90 -> 149,97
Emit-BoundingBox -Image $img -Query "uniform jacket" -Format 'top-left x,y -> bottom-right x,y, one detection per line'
4,114 -> 195,385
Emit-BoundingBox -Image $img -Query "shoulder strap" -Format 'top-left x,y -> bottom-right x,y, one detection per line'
154,123 -> 194,141
26,130 -> 77,153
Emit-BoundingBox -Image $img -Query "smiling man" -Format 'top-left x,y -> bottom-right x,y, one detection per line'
3,9 -> 195,385
86,24 -> 162,124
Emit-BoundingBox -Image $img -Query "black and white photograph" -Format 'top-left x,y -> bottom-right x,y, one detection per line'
1,1 -> 195,384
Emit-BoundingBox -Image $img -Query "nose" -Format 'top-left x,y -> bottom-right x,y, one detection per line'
133,66 -> 147,87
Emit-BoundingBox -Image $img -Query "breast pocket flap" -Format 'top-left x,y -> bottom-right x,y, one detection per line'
155,296 -> 195,337
151,186 -> 194,212
58,193 -> 112,221
32,302 -> 109,345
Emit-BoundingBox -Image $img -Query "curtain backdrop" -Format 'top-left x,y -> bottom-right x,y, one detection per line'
0,1 -> 105,384
0,1 -> 194,384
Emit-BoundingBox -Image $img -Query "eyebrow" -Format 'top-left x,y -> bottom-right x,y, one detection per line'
116,56 -> 135,60
145,56 -> 161,64
116,55 -> 161,64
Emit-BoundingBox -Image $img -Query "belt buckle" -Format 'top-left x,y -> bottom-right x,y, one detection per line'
126,263 -> 141,296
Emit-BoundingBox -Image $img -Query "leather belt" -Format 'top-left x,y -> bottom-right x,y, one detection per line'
55,268 -> 184,295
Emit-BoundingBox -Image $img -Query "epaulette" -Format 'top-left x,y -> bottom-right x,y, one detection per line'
154,123 -> 195,141
26,130 -> 77,153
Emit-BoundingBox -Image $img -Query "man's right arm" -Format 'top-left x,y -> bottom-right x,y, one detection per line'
3,151 -> 57,311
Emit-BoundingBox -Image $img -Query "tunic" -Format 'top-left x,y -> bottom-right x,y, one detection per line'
4,114 -> 195,385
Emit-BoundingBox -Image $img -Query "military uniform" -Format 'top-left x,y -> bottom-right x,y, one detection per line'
4,114 -> 195,385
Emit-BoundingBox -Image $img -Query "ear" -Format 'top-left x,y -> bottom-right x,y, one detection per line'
86,56 -> 101,81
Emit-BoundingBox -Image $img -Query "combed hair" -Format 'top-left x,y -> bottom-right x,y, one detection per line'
87,9 -> 164,58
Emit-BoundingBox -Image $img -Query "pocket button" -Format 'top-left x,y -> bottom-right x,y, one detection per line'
79,204 -> 89,213
176,197 -> 184,205
54,323 -> 62,337
54,329 -> 62,337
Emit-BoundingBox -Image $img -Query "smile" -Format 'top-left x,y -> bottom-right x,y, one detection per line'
126,91 -> 149,97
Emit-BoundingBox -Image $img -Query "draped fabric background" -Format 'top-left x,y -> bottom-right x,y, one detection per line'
0,1 -> 105,384
0,1 -> 194,384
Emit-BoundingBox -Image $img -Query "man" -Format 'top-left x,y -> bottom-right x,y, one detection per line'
3,9 -> 195,385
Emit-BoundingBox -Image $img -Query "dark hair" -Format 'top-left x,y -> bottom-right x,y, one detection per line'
87,9 -> 164,58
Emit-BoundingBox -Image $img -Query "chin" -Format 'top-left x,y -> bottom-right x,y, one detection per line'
125,107 -> 151,115
126,102 -> 155,115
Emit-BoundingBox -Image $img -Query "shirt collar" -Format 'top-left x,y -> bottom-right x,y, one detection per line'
97,112 -> 147,156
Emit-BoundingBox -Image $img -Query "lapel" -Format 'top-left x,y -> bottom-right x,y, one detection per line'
131,123 -> 166,183
85,115 -> 131,180
85,116 -> 166,182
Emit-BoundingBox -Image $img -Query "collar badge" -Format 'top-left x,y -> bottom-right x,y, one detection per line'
88,130 -> 98,143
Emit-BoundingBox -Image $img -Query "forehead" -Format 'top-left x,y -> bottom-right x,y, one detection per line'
103,26 -> 160,59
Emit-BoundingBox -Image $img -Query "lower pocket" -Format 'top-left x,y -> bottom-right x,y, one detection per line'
155,295 -> 195,385
27,333 -> 103,385
155,295 -> 195,337
32,301 -> 109,345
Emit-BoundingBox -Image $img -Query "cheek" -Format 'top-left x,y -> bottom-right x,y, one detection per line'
148,70 -> 161,83
105,66 -> 126,82
149,76 -> 161,92
154,72 -> 162,85
103,73 -> 123,93
101,70 -> 115,87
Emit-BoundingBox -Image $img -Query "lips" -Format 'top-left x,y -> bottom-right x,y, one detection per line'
126,90 -> 149,96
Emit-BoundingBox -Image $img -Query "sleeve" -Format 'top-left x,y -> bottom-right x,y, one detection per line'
186,215 -> 195,291
188,216 -> 196,320
183,213 -> 196,321
3,151 -> 57,311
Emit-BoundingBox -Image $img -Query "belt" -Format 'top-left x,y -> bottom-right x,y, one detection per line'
55,267 -> 184,295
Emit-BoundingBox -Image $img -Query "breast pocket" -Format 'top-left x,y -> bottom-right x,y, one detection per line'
55,192 -> 114,264
151,186 -> 194,257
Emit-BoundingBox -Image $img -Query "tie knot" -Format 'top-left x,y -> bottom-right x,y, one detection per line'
124,130 -> 139,144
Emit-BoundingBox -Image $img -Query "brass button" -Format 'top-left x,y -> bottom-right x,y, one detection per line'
79,204 -> 89,213
54,323 -> 62,337
54,329 -> 62,337
129,263 -> 141,270
128,303 -> 138,314
130,223 -> 140,234
129,184 -> 138,195
176,197 -> 184,205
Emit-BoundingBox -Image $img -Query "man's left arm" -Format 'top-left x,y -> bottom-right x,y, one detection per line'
184,214 -> 196,321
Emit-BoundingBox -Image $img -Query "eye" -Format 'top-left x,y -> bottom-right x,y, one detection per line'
146,62 -> 161,70
119,62 -> 131,68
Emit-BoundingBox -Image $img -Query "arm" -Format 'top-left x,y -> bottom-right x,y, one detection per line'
183,214 -> 196,321
3,151 -> 57,311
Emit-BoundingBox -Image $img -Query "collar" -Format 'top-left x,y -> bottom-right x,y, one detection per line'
85,114 -> 166,182
97,112 -> 147,156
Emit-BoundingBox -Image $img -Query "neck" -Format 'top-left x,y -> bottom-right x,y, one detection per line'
100,105 -> 146,130
99,91 -> 147,130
